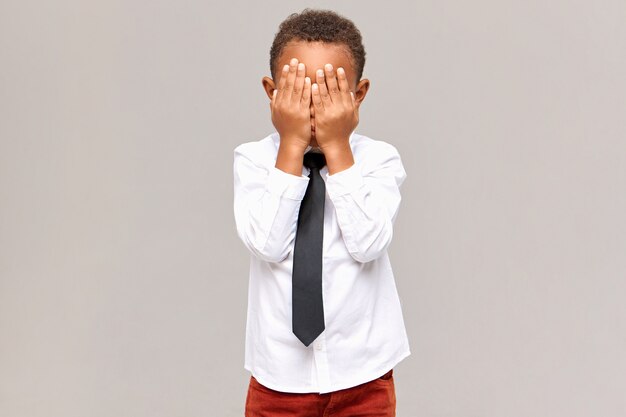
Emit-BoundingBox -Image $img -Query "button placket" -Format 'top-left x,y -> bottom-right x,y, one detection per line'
312,333 -> 331,392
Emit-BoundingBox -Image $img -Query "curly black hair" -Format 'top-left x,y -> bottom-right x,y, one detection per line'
269,8 -> 366,83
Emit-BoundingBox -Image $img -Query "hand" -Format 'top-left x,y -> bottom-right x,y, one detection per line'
270,58 -> 312,152
311,63 -> 359,153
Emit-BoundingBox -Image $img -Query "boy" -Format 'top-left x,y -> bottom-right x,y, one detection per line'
233,9 -> 410,417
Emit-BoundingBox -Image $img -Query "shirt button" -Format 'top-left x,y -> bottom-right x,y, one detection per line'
315,342 -> 323,351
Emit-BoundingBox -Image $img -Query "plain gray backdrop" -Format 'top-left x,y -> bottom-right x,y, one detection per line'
1,1 -> 625,416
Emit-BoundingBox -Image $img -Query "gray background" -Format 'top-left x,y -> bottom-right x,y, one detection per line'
1,1 -> 625,416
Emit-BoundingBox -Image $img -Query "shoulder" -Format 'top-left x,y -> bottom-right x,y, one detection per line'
351,133 -> 407,186
233,132 -> 278,169
351,132 -> 404,166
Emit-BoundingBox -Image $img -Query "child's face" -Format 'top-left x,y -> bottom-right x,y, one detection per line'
262,41 -> 370,146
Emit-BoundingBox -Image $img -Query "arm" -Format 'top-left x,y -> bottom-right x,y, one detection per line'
325,142 -> 407,263
308,61 -> 405,263
233,145 -> 309,263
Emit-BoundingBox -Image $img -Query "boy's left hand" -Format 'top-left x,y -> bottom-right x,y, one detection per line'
311,64 -> 359,152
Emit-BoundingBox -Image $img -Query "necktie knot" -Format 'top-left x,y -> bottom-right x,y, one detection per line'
303,151 -> 327,170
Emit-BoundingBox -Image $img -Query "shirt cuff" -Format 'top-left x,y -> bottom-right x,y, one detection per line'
265,166 -> 310,200
325,162 -> 365,199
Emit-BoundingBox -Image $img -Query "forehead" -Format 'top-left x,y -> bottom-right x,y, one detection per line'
278,40 -> 356,81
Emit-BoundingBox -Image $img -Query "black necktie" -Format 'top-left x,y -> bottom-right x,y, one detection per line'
292,151 -> 327,347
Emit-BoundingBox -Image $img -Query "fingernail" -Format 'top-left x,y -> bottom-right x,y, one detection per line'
298,63 -> 304,70
317,69 -> 324,77
325,63 -> 333,71
338,67 -> 344,75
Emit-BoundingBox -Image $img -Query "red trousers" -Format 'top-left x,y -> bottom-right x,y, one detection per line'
245,369 -> 396,417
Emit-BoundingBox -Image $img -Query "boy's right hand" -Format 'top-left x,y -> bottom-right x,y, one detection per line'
270,58 -> 312,152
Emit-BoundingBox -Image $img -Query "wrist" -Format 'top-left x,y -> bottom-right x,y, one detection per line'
319,140 -> 351,158
276,142 -> 307,177
279,136 -> 309,153
321,141 -> 354,175
277,141 -> 307,158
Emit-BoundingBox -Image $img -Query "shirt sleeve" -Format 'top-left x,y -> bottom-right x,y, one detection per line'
233,146 -> 310,263
325,142 -> 407,263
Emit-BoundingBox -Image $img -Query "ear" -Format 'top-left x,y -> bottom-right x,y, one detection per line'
262,76 -> 277,101
353,78 -> 371,107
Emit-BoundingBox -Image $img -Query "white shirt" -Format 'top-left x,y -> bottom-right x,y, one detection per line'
232,130 -> 411,394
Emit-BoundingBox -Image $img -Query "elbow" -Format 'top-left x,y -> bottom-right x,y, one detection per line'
237,225 -> 291,263
349,251 -> 380,263
252,244 -> 290,263
347,219 -> 393,263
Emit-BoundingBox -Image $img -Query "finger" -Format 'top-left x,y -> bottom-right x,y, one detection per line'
284,58 -> 299,104
311,82 -> 324,111
276,63 -> 289,100
351,91 -> 360,121
337,67 -> 352,105
301,76 -> 311,107
270,89 -> 276,110
351,91 -> 360,113
324,63 -> 341,102
293,62 -> 305,102
315,68 -> 332,107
